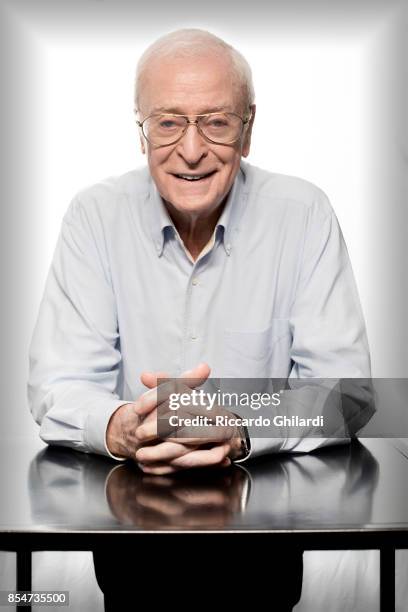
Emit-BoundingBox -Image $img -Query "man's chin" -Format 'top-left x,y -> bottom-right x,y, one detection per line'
169,201 -> 219,217
163,190 -> 222,216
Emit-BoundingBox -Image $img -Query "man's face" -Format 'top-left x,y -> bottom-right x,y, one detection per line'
137,53 -> 255,217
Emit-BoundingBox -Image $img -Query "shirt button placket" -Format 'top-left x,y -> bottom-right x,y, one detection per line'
187,270 -> 202,362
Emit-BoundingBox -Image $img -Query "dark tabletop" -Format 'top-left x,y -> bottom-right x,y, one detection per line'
1,437 -> 408,545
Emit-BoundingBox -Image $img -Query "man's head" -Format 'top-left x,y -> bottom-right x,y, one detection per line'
135,29 -> 256,219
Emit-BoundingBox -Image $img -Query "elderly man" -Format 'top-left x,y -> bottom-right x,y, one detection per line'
28,29 -> 371,474
28,28 -> 372,611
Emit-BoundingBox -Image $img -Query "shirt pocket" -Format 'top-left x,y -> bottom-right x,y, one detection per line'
223,319 -> 291,378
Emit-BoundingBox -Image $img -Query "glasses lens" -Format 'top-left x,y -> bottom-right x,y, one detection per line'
144,114 -> 186,145
199,113 -> 243,143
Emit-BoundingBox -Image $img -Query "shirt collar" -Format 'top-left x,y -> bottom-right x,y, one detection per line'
147,180 -> 174,257
147,163 -> 249,257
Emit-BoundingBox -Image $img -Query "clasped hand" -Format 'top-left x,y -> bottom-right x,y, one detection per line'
106,363 -> 243,475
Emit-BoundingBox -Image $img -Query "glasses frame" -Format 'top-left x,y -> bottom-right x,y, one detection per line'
135,110 -> 252,148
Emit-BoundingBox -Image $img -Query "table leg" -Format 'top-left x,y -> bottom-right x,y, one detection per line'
16,550 -> 32,612
380,547 -> 395,612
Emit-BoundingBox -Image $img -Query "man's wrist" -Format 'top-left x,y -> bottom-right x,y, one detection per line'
106,403 -> 135,459
230,419 -> 251,462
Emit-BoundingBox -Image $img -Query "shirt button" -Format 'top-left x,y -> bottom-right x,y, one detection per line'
191,334 -> 198,340
192,278 -> 199,286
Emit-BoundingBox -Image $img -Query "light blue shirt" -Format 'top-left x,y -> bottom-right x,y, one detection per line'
28,161 -> 371,460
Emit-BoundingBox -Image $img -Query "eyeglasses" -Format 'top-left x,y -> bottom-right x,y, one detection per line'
136,111 -> 251,148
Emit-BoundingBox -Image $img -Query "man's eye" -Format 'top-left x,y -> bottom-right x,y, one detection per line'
159,120 -> 178,129
208,119 -> 228,128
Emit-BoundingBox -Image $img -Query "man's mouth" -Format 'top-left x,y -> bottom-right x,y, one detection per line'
173,171 -> 216,182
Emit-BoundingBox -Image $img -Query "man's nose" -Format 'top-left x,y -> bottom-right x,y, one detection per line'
176,123 -> 208,164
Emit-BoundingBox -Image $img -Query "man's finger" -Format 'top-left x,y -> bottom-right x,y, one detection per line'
136,415 -> 158,441
135,441 -> 196,464
169,443 -> 232,469
135,363 -> 211,417
141,363 -> 211,390
179,362 -> 211,382
136,417 -> 234,446
140,370 -> 170,389
137,462 -> 179,475
138,453 -> 231,475
136,407 -> 237,445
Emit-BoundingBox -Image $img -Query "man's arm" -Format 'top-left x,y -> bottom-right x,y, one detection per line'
28,196 -> 128,456
29,204 -> 238,470
246,196 -> 373,460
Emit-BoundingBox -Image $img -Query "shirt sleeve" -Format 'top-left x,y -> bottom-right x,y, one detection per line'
240,193 -> 373,462
28,196 -> 127,458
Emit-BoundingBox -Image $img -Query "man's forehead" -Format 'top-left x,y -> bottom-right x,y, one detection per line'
149,50 -> 231,74
148,103 -> 236,115
138,52 -> 241,112
139,79 -> 242,117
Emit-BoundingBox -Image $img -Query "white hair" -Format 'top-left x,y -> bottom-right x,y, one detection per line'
135,28 -> 255,112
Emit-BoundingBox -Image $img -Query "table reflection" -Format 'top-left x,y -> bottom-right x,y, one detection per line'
106,464 -> 247,528
29,441 -> 378,531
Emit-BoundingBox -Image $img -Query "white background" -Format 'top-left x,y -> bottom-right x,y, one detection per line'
0,1 -> 407,610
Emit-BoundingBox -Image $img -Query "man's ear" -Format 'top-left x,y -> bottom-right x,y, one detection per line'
242,104 -> 256,158
135,108 -> 146,155
139,132 -> 146,155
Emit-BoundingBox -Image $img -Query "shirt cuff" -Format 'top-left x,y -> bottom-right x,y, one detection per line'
232,424 -> 252,464
239,435 -> 285,460
85,398 -> 130,460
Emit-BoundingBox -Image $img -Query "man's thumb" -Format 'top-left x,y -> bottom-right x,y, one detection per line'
140,363 -> 211,389
140,370 -> 170,389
